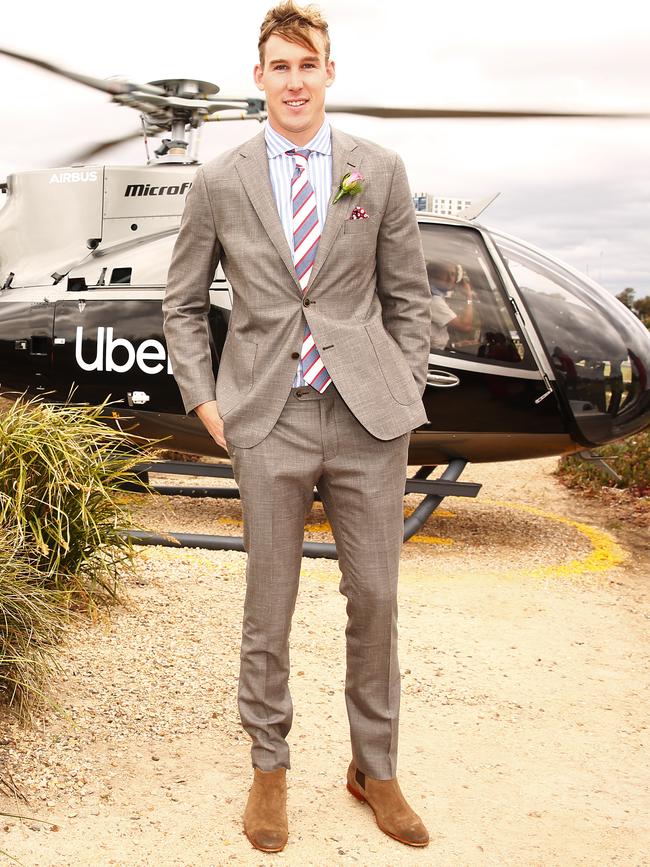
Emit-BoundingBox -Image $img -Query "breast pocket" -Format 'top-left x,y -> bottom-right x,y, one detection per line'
343,215 -> 379,235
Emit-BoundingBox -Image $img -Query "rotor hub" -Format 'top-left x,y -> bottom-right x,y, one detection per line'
147,78 -> 221,99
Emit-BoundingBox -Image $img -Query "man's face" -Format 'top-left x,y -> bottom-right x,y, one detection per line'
254,31 -> 335,145
442,266 -> 457,289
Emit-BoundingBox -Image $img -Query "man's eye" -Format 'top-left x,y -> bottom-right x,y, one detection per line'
273,64 -> 287,71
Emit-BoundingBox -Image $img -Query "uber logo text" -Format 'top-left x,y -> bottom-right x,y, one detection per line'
75,327 -> 173,375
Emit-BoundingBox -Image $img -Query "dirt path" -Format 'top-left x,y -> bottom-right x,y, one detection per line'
1,457 -> 649,866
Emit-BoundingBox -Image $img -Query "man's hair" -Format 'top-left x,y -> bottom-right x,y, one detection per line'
427,261 -> 456,283
258,1 -> 330,65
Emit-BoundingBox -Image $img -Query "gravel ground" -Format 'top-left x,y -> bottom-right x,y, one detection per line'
1,456 -> 649,866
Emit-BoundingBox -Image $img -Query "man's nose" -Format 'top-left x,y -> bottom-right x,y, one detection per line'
287,68 -> 303,90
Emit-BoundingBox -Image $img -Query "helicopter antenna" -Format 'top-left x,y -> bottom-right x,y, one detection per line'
459,193 -> 501,221
140,115 -> 151,163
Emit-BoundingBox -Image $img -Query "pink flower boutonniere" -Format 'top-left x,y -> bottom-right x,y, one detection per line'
332,170 -> 364,204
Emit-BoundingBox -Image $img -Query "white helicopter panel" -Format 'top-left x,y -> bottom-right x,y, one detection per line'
0,167 -> 103,288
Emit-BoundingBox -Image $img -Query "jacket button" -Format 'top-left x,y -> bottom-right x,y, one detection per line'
303,298 -> 311,307
291,351 -> 300,359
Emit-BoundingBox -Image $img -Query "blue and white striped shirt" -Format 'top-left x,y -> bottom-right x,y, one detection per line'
264,118 -> 333,385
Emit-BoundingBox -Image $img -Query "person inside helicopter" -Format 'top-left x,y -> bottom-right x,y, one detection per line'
427,259 -> 476,351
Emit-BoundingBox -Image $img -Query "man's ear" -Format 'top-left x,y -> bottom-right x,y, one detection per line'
325,59 -> 336,87
253,63 -> 265,92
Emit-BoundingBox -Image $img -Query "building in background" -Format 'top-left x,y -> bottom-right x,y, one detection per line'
413,193 -> 473,216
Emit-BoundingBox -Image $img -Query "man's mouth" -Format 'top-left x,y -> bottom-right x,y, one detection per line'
284,99 -> 308,108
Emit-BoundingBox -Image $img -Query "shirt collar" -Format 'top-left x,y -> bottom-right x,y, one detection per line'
430,281 -> 449,298
264,116 -> 332,158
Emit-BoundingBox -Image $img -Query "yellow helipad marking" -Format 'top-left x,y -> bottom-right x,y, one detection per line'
407,534 -> 455,546
147,496 -> 627,581
481,499 -> 627,578
206,513 -> 455,546
407,508 -> 456,519
402,506 -> 455,546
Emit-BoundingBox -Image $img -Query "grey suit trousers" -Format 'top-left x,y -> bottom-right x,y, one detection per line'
228,384 -> 409,780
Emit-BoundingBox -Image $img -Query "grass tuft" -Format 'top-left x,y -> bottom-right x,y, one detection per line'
556,430 -> 650,498
0,394 -> 151,718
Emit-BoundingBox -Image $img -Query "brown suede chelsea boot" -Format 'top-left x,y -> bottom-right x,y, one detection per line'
346,759 -> 429,847
243,766 -> 288,853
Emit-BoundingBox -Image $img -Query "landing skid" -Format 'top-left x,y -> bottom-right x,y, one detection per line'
125,459 -> 480,560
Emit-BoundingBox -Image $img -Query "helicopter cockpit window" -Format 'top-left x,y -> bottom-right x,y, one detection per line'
110,267 -> 132,285
495,234 -> 644,425
418,223 -> 532,367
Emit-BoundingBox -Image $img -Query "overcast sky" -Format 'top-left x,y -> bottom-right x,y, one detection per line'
2,0 -> 649,295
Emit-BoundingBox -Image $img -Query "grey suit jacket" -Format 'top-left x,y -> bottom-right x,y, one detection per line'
162,126 -> 432,448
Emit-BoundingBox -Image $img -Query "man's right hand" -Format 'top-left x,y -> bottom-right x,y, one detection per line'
195,400 -> 227,451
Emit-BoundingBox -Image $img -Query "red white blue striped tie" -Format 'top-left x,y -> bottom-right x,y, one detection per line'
287,148 -> 331,393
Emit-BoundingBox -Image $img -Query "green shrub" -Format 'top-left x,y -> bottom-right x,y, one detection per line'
556,430 -> 650,497
0,395 -> 149,606
0,530 -> 72,720
0,395 -> 151,718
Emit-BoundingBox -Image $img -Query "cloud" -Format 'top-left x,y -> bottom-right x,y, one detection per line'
487,173 -> 650,295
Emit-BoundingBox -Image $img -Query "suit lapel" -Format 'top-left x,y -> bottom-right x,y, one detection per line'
304,127 -> 360,293
234,126 -> 360,295
235,130 -> 300,291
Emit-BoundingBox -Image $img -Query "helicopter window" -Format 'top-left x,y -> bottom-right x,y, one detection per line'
29,336 -> 49,356
495,236 -> 643,421
110,267 -> 132,285
418,223 -> 532,367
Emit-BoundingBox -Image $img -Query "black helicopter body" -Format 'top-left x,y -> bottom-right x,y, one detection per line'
0,50 -> 648,465
0,159 -> 648,464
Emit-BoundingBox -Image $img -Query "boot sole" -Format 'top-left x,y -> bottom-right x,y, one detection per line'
346,782 -> 430,847
244,826 -> 287,853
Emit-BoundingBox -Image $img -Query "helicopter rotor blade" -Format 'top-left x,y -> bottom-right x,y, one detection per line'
3,47 -> 647,121
111,92 -> 254,113
325,104 -> 650,120
0,45 -> 166,97
5,43 -> 646,169
205,110 -> 267,122
204,97 -> 267,122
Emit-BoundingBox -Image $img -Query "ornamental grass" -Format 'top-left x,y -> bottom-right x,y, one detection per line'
0,530 -> 71,721
556,430 -> 650,498
0,394 -> 150,720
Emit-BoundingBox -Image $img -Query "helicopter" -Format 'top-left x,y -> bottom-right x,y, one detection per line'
1,48 -> 649,475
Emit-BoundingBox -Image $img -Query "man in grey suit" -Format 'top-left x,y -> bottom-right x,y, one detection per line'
162,0 -> 432,853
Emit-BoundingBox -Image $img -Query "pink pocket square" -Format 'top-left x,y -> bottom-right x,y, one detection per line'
348,206 -> 370,220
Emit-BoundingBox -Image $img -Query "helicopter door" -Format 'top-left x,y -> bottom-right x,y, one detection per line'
0,300 -> 54,396
493,233 -> 650,445
51,295 -> 187,413
416,222 -> 566,461
51,287 -> 229,415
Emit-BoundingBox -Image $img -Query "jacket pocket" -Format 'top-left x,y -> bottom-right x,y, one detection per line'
343,215 -> 378,234
215,335 -> 257,416
364,319 -> 421,406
